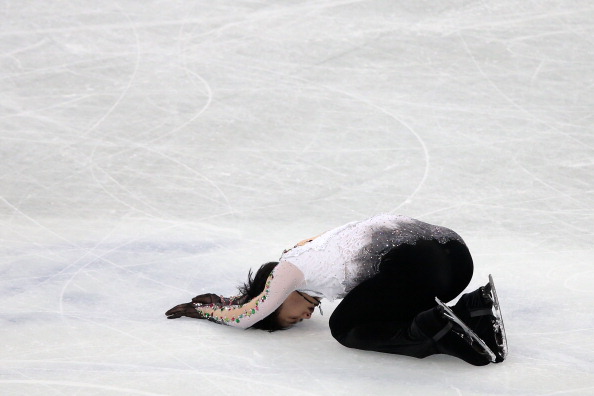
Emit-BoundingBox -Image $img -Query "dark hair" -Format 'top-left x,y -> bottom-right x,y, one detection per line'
238,262 -> 285,331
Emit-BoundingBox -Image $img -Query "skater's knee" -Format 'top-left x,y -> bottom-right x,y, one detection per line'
329,320 -> 369,349
331,324 -> 393,350
331,327 -> 367,349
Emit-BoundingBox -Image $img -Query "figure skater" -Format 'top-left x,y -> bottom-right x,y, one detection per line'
166,214 -> 507,366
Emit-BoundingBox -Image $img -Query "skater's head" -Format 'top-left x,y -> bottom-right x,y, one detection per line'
239,262 -> 320,331
276,290 -> 320,328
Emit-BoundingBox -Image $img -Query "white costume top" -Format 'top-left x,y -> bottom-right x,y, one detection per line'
195,214 -> 465,329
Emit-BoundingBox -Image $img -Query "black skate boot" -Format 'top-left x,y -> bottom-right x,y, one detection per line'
453,275 -> 507,362
412,305 -> 494,366
434,299 -> 497,364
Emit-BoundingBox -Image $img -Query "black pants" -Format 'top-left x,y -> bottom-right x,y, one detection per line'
329,239 -> 473,359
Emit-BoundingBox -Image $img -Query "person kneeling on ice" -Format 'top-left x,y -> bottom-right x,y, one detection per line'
165,214 -> 507,366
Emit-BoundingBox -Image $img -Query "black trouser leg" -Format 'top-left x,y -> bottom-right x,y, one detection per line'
329,239 -> 474,360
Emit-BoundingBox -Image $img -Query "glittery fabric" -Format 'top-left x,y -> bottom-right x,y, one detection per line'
194,214 -> 466,329
280,214 -> 465,301
199,276 -> 272,325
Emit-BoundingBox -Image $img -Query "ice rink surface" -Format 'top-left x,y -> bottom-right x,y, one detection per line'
1,0 -> 593,394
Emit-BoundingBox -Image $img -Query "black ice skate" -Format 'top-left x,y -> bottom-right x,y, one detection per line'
434,297 -> 497,363
452,274 -> 508,362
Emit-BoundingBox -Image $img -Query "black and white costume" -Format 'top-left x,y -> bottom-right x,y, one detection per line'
194,214 -> 477,362
280,214 -> 466,301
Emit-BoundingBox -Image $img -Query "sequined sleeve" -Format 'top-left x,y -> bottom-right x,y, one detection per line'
194,261 -> 305,329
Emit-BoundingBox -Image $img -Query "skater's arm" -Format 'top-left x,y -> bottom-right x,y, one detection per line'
193,261 -> 305,329
165,294 -> 249,320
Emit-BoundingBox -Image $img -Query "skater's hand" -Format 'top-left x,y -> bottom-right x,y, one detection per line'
165,303 -> 204,319
294,234 -> 322,247
191,293 -> 220,305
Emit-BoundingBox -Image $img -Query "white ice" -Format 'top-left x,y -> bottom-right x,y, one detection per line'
1,1 -> 593,395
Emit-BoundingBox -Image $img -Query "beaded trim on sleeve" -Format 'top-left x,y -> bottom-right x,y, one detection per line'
195,274 -> 274,325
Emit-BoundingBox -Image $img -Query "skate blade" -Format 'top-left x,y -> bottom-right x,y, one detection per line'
488,274 -> 508,360
435,297 -> 497,363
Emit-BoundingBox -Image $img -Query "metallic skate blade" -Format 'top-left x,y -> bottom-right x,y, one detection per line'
488,274 -> 508,359
435,297 -> 497,363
